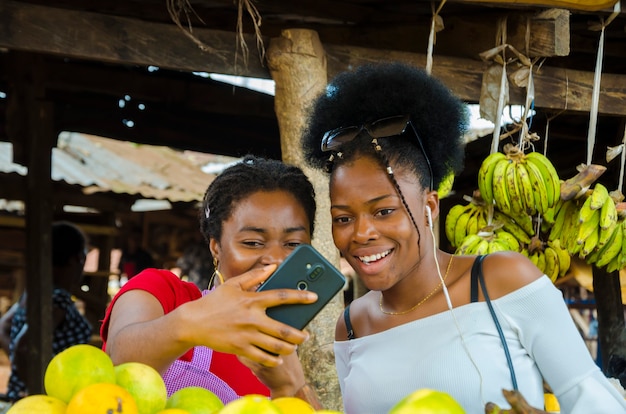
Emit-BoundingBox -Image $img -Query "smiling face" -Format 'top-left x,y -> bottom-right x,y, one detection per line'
330,155 -> 432,291
209,190 -> 312,279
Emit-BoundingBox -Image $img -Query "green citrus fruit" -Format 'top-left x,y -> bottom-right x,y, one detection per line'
389,388 -> 466,413
44,344 -> 116,403
219,394 -> 281,414
165,386 -> 224,414
6,394 -> 67,414
115,361 -> 167,414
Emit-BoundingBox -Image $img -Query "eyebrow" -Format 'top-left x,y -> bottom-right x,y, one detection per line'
239,225 -> 309,234
331,193 -> 396,210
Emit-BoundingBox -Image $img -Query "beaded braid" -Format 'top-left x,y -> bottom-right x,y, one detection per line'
370,138 -> 424,245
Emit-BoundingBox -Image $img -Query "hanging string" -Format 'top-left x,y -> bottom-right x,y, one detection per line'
619,126 -> 626,195
586,2 -> 620,166
490,18 -> 508,155
426,0 -> 448,75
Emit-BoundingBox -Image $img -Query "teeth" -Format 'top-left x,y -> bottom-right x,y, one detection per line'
359,249 -> 391,264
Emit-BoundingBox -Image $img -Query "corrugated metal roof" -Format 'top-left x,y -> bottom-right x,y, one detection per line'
1,133 -> 237,203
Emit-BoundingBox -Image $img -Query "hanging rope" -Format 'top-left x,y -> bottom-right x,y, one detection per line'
426,0 -> 447,75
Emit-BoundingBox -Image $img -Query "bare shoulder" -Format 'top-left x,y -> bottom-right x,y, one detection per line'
480,251 -> 544,299
334,292 -> 376,341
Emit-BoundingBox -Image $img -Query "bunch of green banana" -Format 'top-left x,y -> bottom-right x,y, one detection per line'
444,200 -> 489,248
492,209 -> 534,245
585,217 -> 626,273
455,229 -> 521,255
551,183 -> 619,261
527,239 -> 571,282
477,145 -> 560,218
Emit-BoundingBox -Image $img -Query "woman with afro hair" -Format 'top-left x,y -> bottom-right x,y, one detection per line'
301,62 -> 626,413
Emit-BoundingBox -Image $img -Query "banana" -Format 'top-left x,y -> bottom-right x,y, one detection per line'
548,239 -> 571,277
598,220 -> 618,247
523,159 -> 550,215
474,239 -> 490,255
495,229 -> 521,252
595,222 -> 624,268
492,159 -> 512,214
454,209 -> 473,250
548,199 -> 574,242
477,152 -> 506,204
589,183 -> 610,210
599,195 -> 618,230
580,226 -> 599,258
576,209 -> 600,244
488,239 -> 509,254
513,211 -> 536,237
578,194 -> 596,223
456,233 -> 484,255
515,162 -> 536,216
544,246 -> 560,282
525,152 -> 560,208
466,211 -> 480,237
505,161 -> 525,215
530,250 -> 547,274
492,210 -> 532,245
445,204 -> 470,247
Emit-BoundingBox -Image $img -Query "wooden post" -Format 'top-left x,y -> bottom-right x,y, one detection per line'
267,29 -> 343,411
7,51 -> 56,394
592,267 -> 626,373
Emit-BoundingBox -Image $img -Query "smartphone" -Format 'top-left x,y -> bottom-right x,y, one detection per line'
257,244 -> 346,330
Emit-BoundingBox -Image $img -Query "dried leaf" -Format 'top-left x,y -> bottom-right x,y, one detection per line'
561,164 -> 607,200
606,144 -> 623,163
510,67 -> 530,88
434,14 -> 445,32
479,44 -> 507,62
480,64 -> 509,123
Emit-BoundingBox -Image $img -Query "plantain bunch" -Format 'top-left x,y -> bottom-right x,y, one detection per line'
444,196 -> 490,249
478,144 -> 560,219
456,228 -> 523,255
548,183 -> 626,273
524,237 -> 571,282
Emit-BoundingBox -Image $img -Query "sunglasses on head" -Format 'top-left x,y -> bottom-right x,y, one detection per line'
320,114 -> 434,190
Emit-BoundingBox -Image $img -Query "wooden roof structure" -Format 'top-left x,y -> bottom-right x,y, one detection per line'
0,0 -> 625,401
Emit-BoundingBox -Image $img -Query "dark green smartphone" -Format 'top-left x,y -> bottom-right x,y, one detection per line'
257,244 -> 346,330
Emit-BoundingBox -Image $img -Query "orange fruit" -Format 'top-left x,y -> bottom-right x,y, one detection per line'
115,361 -> 167,414
6,394 -> 67,413
66,382 -> 138,414
165,386 -> 224,414
272,396 -> 315,413
44,344 -> 116,403
389,388 -> 466,414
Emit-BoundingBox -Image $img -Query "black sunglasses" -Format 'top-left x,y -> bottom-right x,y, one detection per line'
320,115 -> 434,190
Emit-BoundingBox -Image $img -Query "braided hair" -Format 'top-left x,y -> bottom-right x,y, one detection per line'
199,155 -> 316,246
301,62 -> 468,191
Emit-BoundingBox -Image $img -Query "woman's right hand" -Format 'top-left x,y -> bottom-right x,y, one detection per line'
181,264 -> 318,367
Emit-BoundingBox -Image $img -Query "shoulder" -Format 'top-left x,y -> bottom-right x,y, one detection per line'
335,292 -> 377,340
480,251 -> 544,299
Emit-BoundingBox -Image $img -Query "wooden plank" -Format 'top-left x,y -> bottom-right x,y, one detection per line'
0,0 -> 625,116
458,0 -> 618,11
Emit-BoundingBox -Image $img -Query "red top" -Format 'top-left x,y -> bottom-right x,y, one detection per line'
100,268 -> 270,398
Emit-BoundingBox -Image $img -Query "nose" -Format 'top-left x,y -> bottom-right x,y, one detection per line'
260,244 -> 290,266
353,214 -> 378,244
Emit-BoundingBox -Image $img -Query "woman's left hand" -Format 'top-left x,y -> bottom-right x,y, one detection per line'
238,351 -> 306,398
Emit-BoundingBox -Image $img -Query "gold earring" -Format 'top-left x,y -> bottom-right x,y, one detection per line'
209,258 -> 225,289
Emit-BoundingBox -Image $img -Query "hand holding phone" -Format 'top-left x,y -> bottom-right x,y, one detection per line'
257,244 -> 346,330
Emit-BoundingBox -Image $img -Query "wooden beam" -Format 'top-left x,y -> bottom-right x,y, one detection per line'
1,0 -> 625,117
457,0 -> 618,12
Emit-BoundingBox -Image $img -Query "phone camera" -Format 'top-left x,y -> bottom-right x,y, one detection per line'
296,281 -> 308,291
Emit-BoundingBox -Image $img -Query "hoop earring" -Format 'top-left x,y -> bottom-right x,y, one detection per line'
209,258 -> 225,288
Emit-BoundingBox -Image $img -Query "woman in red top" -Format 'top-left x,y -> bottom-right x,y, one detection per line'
101,155 -> 321,406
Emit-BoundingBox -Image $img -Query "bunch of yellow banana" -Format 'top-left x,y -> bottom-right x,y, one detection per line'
455,229 -> 522,255
526,239 -> 571,282
444,200 -> 489,248
550,183 -> 619,259
477,145 -> 560,218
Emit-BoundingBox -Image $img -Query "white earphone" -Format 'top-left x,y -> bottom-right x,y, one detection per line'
425,205 -> 433,230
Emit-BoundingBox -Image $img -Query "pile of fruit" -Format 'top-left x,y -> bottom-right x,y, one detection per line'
6,344 -> 467,414
446,143 -> 626,280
